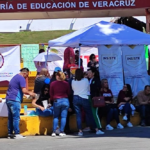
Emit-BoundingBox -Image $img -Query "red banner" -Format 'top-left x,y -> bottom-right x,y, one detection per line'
0,0 -> 149,12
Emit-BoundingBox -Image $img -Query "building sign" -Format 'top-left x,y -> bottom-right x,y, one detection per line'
0,0 -> 149,12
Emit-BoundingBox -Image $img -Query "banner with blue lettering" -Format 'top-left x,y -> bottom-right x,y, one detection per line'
122,45 -> 149,96
98,45 -> 124,97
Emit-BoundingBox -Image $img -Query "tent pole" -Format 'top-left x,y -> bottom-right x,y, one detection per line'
45,47 -> 50,68
78,44 -> 81,68
121,47 -> 125,84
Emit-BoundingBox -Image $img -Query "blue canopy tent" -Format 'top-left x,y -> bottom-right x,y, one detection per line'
48,21 -> 150,96
48,21 -> 150,47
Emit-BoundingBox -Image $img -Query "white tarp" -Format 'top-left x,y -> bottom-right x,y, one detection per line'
122,45 -> 149,96
0,46 -> 20,82
98,45 -> 124,97
48,21 -> 150,47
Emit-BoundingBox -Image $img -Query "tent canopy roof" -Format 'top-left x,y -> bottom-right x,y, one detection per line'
48,21 -> 150,47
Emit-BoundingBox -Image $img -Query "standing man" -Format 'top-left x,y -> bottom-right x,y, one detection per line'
6,68 -> 35,139
136,85 -> 150,126
75,50 -> 83,70
63,47 -> 75,77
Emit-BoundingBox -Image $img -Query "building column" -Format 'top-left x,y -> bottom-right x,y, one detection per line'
146,9 -> 150,33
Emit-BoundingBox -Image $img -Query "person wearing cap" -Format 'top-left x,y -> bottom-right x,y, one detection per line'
63,47 -> 75,77
34,68 -> 50,98
6,68 -> 36,139
50,67 -> 61,84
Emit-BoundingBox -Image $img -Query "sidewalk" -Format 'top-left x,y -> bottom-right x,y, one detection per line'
0,126 -> 150,150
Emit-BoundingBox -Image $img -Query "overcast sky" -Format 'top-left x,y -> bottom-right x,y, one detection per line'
0,16 -> 146,32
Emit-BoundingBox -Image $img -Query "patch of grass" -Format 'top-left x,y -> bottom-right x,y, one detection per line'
0,30 -> 74,44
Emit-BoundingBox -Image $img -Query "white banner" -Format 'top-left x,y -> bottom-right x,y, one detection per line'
122,45 -> 149,96
47,47 -> 98,75
0,46 -> 20,82
98,45 -> 124,96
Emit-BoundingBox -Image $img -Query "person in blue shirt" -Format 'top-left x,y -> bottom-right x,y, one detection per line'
6,68 -> 36,139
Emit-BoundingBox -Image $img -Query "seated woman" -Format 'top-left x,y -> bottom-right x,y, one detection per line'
100,79 -> 124,130
117,84 -> 133,127
32,84 -> 53,117
118,84 -> 135,116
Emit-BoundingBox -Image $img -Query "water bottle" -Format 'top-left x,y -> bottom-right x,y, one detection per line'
24,105 -> 28,115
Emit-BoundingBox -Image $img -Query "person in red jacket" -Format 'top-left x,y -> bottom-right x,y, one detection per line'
50,71 -> 70,137
63,47 -> 75,77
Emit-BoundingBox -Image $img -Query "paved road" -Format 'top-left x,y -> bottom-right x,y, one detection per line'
0,127 -> 150,150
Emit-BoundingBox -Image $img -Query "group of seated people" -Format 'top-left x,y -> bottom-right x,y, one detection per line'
32,66 -> 150,137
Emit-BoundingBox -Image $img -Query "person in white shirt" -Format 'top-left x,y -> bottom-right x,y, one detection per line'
72,68 -> 104,136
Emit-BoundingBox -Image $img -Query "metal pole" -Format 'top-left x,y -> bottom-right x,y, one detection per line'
45,47 -> 50,68
78,44 -> 81,68
121,46 -> 125,84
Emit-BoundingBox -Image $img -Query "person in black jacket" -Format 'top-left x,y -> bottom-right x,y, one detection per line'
87,67 -> 104,134
88,67 -> 101,98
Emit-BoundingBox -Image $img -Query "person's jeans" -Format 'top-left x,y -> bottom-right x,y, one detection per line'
136,105 -> 150,121
73,95 -> 96,130
122,102 -> 131,121
6,100 -> 21,135
53,98 -> 69,132
36,107 -> 53,117
65,108 -> 74,131
107,107 -> 120,125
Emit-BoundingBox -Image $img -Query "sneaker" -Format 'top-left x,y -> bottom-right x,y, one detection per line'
117,123 -> 124,129
59,133 -> 66,137
83,127 -> 91,132
96,130 -> 105,135
127,122 -> 133,127
51,133 -> 56,137
106,124 -> 114,130
7,134 -> 14,139
123,115 -> 128,121
78,132 -> 83,136
14,134 -> 26,139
